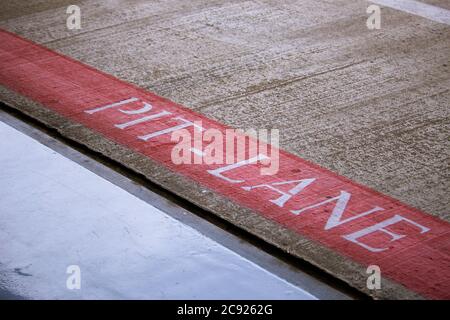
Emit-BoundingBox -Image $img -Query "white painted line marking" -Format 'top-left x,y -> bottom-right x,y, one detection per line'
370,0 -> 450,25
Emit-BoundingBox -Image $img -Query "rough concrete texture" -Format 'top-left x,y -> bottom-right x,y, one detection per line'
0,0 -> 449,299
1,0 -> 448,218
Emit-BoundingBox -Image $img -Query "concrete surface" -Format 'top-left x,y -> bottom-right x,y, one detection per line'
0,0 -> 448,299
1,0 -> 447,218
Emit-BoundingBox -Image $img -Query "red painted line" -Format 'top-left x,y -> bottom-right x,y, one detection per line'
0,29 -> 449,299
